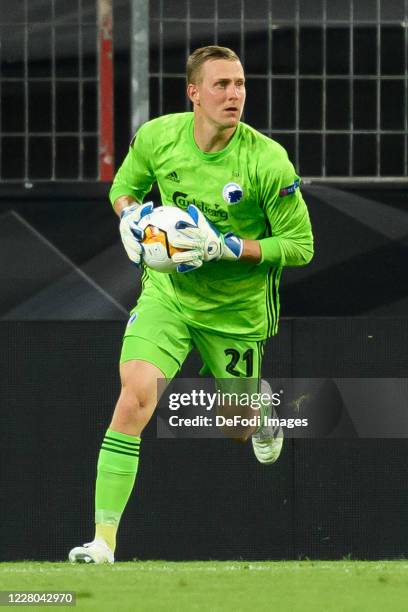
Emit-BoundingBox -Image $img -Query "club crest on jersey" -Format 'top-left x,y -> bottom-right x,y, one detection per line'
222,182 -> 243,205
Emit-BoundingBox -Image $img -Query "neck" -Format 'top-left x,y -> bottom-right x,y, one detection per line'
193,114 -> 237,153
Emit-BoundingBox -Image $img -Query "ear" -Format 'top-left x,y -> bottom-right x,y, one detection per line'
187,83 -> 200,106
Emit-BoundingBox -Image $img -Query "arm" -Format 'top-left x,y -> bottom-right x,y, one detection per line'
240,239 -> 262,263
110,123 -> 155,215
258,194 -> 314,267
181,151 -> 312,267
258,158 -> 314,267
113,195 -> 138,218
111,125 -> 206,272
181,192 -> 311,268
111,125 -> 155,265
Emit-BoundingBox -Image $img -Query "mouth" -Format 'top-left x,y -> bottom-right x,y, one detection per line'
224,107 -> 239,112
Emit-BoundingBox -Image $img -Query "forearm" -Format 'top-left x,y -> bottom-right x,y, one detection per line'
259,235 -> 313,267
113,195 -> 140,218
259,237 -> 282,266
240,239 -> 262,263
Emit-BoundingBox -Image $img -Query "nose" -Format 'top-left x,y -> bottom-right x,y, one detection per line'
227,84 -> 240,99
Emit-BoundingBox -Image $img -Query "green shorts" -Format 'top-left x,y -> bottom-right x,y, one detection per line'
120,293 -> 265,381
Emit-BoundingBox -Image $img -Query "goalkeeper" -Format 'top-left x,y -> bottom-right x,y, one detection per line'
69,45 -> 313,564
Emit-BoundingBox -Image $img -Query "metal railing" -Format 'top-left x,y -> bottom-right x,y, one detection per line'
0,0 -> 113,184
143,0 -> 408,181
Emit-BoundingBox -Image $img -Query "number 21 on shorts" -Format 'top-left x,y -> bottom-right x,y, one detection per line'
224,348 -> 254,377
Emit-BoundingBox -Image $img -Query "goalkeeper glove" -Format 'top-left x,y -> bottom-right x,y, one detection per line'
119,203 -> 205,272
169,215 -> 205,273
184,204 -> 243,262
119,201 -> 154,266
170,218 -> 204,273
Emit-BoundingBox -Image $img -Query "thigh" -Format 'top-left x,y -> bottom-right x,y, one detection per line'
121,294 -> 193,380
192,331 -> 265,429
191,329 -> 265,380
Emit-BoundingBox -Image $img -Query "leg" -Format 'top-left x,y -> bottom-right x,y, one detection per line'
69,358 -> 165,564
192,331 -> 264,441
69,296 -> 192,563
193,330 -> 283,463
110,358 -> 166,436
94,358 -> 167,552
214,378 -> 262,442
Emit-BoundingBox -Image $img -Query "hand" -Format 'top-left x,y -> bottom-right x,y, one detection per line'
183,205 -> 243,262
119,202 -> 154,266
120,203 -> 205,272
168,215 -> 205,273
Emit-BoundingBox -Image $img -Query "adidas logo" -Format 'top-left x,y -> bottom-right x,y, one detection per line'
165,171 -> 180,183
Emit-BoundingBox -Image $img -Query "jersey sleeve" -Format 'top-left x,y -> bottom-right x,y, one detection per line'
109,123 -> 156,206
258,151 -> 314,267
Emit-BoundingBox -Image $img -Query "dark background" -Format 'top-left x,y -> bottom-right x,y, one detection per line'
1,319 -> 408,561
0,0 -> 407,561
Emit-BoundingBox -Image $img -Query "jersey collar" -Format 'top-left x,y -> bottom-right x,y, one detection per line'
188,115 -> 241,161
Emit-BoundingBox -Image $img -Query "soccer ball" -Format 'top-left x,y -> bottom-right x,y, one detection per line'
137,206 -> 194,273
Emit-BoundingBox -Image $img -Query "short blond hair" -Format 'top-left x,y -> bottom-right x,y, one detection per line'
186,45 -> 241,84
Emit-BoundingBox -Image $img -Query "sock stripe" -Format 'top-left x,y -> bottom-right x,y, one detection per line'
104,435 -> 140,449
101,444 -> 139,458
103,439 -> 140,451
103,439 -> 140,452
102,441 -> 139,455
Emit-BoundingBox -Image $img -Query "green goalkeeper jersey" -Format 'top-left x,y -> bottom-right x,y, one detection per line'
110,112 -> 313,340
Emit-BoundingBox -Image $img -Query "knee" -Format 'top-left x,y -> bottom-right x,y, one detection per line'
110,388 -> 151,434
118,381 -> 152,417
110,360 -> 164,435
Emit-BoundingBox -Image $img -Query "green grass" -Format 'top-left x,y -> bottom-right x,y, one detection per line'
1,561 -> 408,612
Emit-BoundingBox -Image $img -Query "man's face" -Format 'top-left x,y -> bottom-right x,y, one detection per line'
189,59 -> 246,129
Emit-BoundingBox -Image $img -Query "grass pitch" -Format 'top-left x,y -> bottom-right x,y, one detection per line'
1,561 -> 408,612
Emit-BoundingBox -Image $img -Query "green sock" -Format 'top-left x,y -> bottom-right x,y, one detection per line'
95,429 -> 141,539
